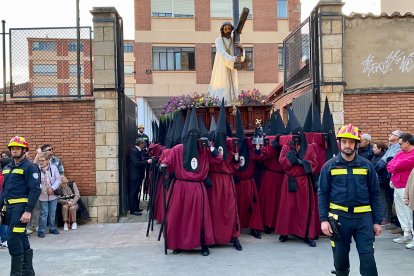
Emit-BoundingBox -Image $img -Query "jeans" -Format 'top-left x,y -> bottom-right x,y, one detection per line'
38,199 -> 58,234
0,224 -> 8,242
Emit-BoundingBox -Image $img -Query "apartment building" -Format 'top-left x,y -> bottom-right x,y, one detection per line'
134,0 -> 301,121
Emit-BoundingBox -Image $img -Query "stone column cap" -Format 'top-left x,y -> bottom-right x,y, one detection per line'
316,0 -> 345,8
90,7 -> 120,18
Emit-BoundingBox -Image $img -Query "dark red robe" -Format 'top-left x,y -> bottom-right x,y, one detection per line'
162,144 -> 222,250
234,139 -> 264,231
208,138 -> 240,244
276,143 -> 320,239
154,147 -> 170,223
257,136 -> 285,229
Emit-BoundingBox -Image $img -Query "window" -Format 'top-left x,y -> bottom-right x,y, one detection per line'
153,47 -> 195,71
69,64 -> 84,75
124,65 -> 134,75
212,47 -> 254,71
68,42 -> 84,52
124,43 -> 134,53
32,41 -> 56,51
151,0 -> 194,18
124,87 -> 135,97
210,0 -> 253,18
277,0 -> 288,19
33,64 -> 57,75
278,46 -> 284,70
69,87 -> 85,96
33,87 -> 58,96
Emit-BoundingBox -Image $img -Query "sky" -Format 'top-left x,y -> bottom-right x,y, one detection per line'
0,0 -> 380,84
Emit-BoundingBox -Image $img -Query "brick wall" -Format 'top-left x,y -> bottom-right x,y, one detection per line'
135,42 -> 153,84
254,43 -> 278,83
0,100 -> 96,195
344,92 -> 414,143
135,0 -> 151,31
253,0 -> 277,31
288,0 -> 301,31
196,43 -> 212,84
195,0 -> 210,31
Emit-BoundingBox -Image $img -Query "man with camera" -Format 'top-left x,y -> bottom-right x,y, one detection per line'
318,124 -> 382,276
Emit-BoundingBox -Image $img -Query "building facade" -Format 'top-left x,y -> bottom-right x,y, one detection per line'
134,0 -> 301,118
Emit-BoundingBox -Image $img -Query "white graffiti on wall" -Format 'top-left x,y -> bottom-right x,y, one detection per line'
361,50 -> 414,76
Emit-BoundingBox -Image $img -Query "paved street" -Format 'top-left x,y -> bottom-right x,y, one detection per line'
0,218 -> 412,276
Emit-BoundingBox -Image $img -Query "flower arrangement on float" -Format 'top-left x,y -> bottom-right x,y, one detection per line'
237,88 -> 268,106
161,92 -> 221,117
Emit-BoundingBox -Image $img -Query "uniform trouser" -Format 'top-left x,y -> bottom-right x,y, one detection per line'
331,214 -> 378,276
6,204 -> 30,256
394,188 -> 414,236
129,178 -> 144,213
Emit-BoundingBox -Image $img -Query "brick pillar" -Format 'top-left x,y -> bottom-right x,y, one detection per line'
253,0 -> 277,31
195,0 -> 210,31
254,43 -> 278,83
90,7 -> 120,223
317,0 -> 345,129
196,43 -> 212,84
135,42 -> 153,84
288,0 -> 301,31
135,0 -> 151,31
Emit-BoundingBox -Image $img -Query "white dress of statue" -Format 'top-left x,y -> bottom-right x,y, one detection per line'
208,36 -> 245,104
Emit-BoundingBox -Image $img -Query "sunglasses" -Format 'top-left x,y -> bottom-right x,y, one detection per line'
45,148 -> 54,151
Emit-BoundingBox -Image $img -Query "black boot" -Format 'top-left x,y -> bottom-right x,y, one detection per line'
304,237 -> 316,247
250,229 -> 261,239
279,235 -> 289,242
10,255 -> 24,276
231,238 -> 242,251
22,249 -> 35,276
331,268 -> 350,276
264,227 -> 274,234
201,246 -> 210,256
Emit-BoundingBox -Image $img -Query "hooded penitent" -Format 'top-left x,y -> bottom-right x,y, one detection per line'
159,119 -> 167,146
287,108 -> 308,160
209,115 -> 217,142
172,112 -> 184,147
322,97 -> 339,159
235,109 -> 249,171
303,103 -> 323,133
181,109 -> 191,142
183,107 -> 200,172
165,117 -> 174,149
215,98 -> 228,160
198,116 -> 209,139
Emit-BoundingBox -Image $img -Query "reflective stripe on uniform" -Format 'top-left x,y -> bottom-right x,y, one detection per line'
354,205 -> 372,213
330,203 -> 348,212
330,168 -> 347,176
2,169 -> 10,174
11,169 -> 24,174
353,168 -> 368,175
7,198 -> 29,204
330,203 -> 371,213
328,212 -> 338,220
330,240 -> 335,247
12,227 -> 26,233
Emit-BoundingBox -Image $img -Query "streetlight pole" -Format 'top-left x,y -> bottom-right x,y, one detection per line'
76,0 -> 81,98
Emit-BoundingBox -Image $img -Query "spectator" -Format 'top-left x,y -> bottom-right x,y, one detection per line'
358,133 -> 374,160
0,164 -> 7,248
37,152 -> 62,238
404,168 -> 414,249
387,133 -> 414,244
0,150 -> 10,160
58,175 -> 80,231
371,142 -> 392,225
41,144 -> 64,175
137,125 -> 150,148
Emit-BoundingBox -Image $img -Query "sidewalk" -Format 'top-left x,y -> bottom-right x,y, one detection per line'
0,220 -> 412,276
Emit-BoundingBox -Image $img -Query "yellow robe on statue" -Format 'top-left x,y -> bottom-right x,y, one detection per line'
208,36 -> 245,104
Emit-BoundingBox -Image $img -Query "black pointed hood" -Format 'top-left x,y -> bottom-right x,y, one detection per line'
263,117 -> 269,136
286,108 -> 302,134
209,115 -> 217,141
303,104 -> 313,132
215,98 -> 227,160
274,110 -> 287,135
172,112 -> 184,146
226,120 -> 233,138
311,103 -> 323,132
165,118 -> 174,149
183,107 -> 200,172
159,119 -> 167,146
268,111 -> 277,135
181,109 -> 191,141
198,116 -> 209,138
322,97 -> 339,158
235,109 -> 249,170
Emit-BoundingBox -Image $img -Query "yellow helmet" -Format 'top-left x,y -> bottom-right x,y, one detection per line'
138,124 -> 144,129
337,124 -> 360,141
8,136 -> 29,149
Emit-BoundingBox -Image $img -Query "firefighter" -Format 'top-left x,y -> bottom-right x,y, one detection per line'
318,124 -> 382,276
0,136 -> 41,275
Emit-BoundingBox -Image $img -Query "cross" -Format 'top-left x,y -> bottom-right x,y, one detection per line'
191,158 -> 198,170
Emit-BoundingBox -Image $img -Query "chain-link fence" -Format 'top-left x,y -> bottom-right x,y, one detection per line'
8,27 -> 92,98
283,18 -> 311,92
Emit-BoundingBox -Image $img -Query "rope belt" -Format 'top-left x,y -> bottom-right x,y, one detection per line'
329,202 -> 372,213
6,198 -> 29,205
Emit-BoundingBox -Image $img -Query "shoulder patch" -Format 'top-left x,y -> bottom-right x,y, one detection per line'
32,173 -> 39,179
